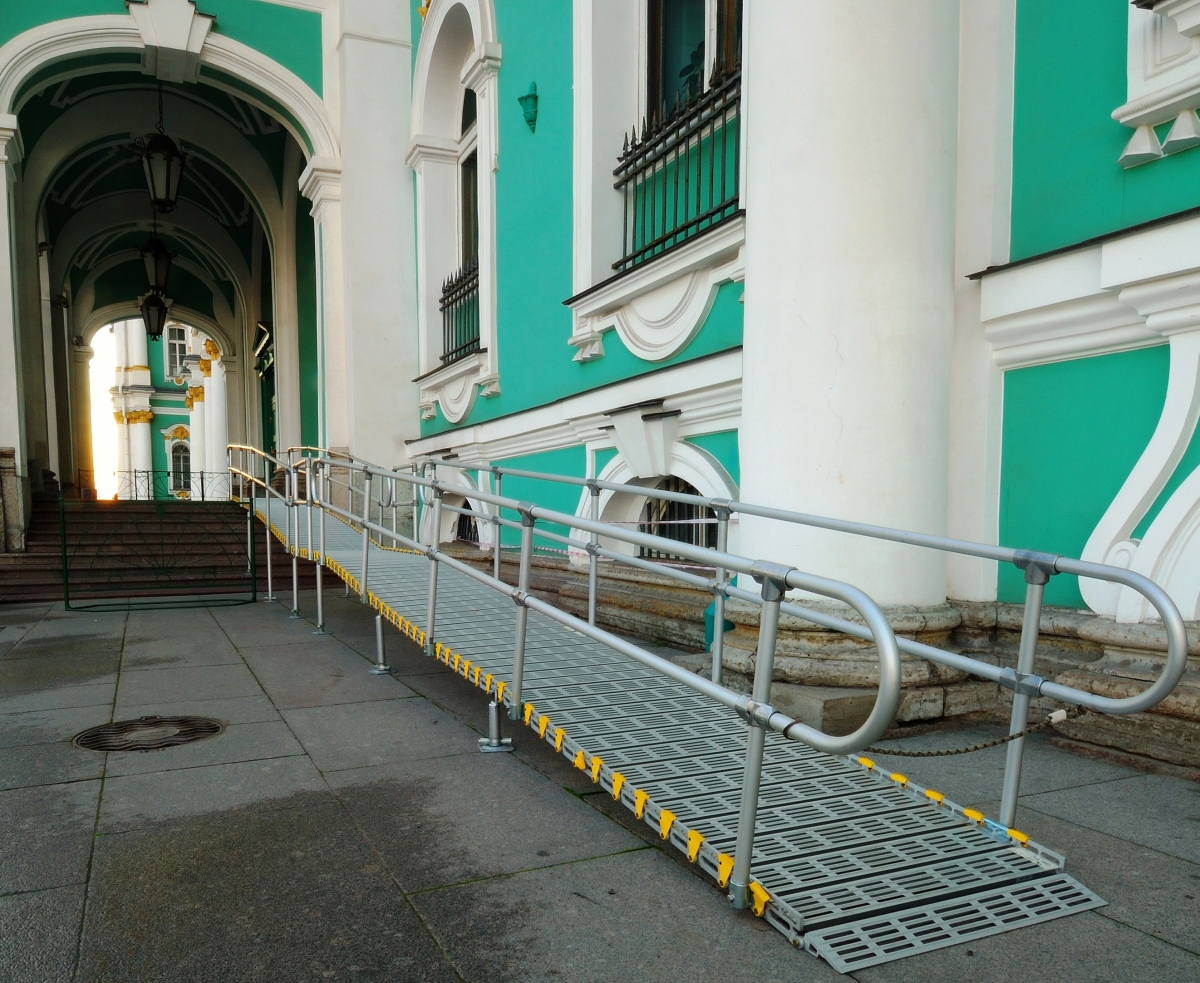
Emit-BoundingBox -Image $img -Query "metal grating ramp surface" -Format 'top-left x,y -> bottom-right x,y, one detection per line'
259,499 -> 1105,972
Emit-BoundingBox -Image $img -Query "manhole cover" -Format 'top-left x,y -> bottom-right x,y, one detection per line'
73,716 -> 224,752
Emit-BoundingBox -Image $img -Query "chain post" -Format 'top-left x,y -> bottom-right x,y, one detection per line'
999,558 -> 1053,827
729,568 -> 787,910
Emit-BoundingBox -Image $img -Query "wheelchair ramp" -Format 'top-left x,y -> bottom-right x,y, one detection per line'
261,499 -> 1104,973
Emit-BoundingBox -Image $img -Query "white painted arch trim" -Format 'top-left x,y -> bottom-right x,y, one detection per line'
567,440 -> 739,560
419,465 -> 495,549
0,13 -> 339,160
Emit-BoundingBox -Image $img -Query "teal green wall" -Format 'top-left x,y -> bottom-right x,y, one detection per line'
492,446 -> 586,547
295,196 -> 319,446
0,2 -> 125,47
1012,0 -> 1200,260
997,345 -> 1199,607
203,0 -> 323,97
595,447 -> 618,476
416,0 -> 744,439
1,2 -> 322,97
685,429 -> 740,489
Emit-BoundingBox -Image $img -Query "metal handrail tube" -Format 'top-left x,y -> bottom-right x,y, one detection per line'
314,460 -> 902,754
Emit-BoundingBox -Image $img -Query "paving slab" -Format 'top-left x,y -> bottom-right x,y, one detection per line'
240,641 -> 417,709
0,885 -> 86,983
0,740 -> 106,790
114,692 -> 280,726
5,632 -> 124,660
78,794 -> 461,983
103,720 -> 305,777
0,603 -> 53,626
282,698 -> 475,772
114,662 -> 263,706
0,681 -> 115,715
1012,808 -> 1200,955
0,780 -> 100,894
0,652 -> 119,693
1022,771 -> 1200,865
328,751 -> 643,892
0,703 -> 113,748
99,755 -> 327,832
409,848 -> 821,983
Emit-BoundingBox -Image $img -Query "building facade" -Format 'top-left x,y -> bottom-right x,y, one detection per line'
0,0 -> 1197,632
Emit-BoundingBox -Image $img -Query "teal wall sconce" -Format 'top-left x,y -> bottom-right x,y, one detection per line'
518,82 -> 538,132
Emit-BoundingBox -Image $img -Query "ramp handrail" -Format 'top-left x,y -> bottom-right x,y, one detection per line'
226,443 -> 1187,910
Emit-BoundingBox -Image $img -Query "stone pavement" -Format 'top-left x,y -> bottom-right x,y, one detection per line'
1,590 -> 1197,982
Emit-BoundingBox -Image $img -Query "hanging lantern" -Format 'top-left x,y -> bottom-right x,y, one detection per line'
134,81 -> 186,213
140,236 -> 174,293
140,133 -> 186,213
140,291 -> 169,341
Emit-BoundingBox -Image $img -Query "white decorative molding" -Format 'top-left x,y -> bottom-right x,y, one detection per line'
298,156 -> 342,222
981,212 -> 1200,623
127,0 -> 213,83
1114,3 -> 1200,166
407,348 -> 742,473
416,350 -> 489,424
567,215 -> 744,363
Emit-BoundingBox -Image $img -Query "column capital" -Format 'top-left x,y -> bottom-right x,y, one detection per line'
0,114 -> 20,165
299,156 -> 342,222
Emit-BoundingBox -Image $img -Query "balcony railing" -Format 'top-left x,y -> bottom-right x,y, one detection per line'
439,260 -> 480,364
614,65 -> 741,274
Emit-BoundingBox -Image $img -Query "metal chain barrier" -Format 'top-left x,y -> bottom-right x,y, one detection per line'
863,707 -> 1090,758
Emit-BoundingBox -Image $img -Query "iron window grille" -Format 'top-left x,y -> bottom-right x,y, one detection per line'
614,62 -> 741,273
170,442 -> 191,491
455,504 -> 479,543
439,260 -> 481,364
638,475 -> 717,560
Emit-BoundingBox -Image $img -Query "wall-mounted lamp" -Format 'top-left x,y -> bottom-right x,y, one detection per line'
518,82 -> 538,133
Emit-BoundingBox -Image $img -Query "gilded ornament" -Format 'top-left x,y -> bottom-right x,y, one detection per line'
203,338 -> 221,358
198,358 -> 212,376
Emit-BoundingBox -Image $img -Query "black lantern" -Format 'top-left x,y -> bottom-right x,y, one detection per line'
140,235 -> 173,293
140,291 -> 169,341
137,81 -> 186,213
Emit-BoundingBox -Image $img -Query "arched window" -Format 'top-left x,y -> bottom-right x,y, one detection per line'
638,476 -> 716,560
171,442 -> 191,492
455,500 -> 479,543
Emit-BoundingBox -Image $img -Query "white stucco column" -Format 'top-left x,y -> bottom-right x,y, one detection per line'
738,2 -> 960,606
203,340 -> 228,497
0,115 -> 27,482
338,3 -> 420,463
186,355 -> 207,500
71,343 -> 94,494
299,158 -> 349,453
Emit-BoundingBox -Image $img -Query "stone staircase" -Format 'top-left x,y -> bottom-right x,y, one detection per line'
0,497 -> 316,603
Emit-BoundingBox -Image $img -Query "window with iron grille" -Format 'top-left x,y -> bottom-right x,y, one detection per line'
170,442 -> 191,491
638,476 -> 716,560
455,502 -> 479,543
440,86 -> 481,363
615,0 -> 742,273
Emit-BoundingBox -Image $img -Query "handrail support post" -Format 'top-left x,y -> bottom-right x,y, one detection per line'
424,488 -> 443,656
509,507 -> 536,719
492,470 -> 503,583
314,461 -> 330,634
999,561 -> 1052,827
360,470 -> 373,604
712,507 -> 730,684
587,481 -> 600,626
729,571 -> 786,909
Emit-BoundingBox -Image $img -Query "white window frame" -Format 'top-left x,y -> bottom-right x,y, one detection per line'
165,323 -> 187,380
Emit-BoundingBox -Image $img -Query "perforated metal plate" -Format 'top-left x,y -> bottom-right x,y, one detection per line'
267,500 -> 1106,974
804,875 -> 1105,972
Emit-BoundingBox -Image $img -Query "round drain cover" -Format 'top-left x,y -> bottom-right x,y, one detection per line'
73,716 -> 224,752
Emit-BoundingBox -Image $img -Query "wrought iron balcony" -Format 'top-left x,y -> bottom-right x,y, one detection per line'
439,260 -> 480,364
614,65 -> 741,273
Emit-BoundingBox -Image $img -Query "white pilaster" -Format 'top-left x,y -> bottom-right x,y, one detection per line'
0,115 -> 25,479
204,340 -> 228,497
738,2 -> 960,605
299,157 -> 348,451
186,354 -> 206,500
